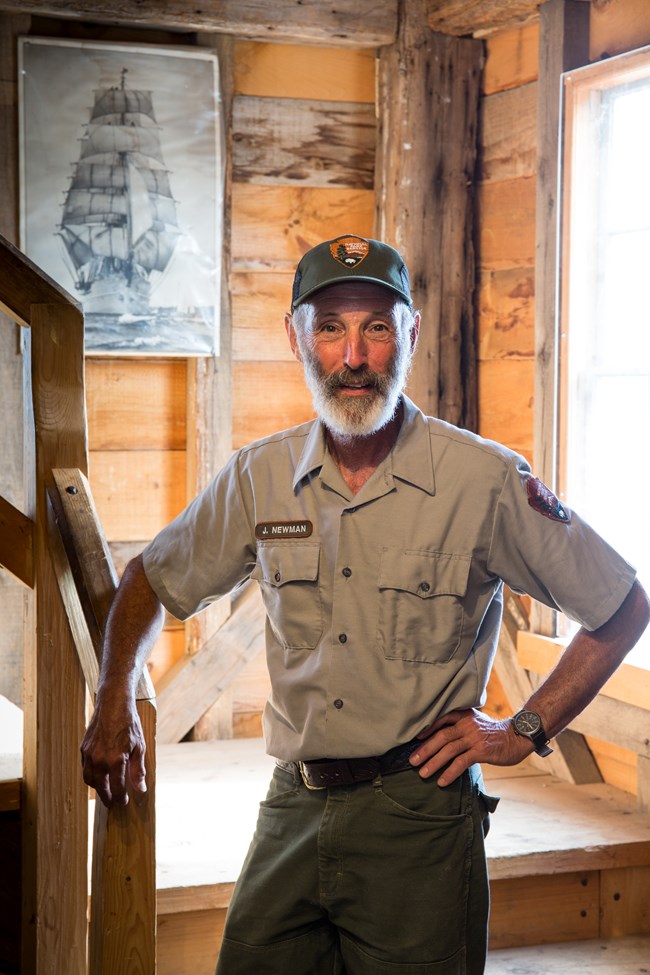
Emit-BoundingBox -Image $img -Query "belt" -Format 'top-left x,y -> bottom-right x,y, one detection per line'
276,738 -> 419,790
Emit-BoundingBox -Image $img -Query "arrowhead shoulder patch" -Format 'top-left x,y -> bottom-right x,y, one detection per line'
526,477 -> 571,524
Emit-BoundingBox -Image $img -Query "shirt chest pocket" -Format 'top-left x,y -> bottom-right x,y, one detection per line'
377,549 -> 471,664
251,543 -> 323,650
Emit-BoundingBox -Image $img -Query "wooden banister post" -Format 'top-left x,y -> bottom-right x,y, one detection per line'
47,468 -> 157,974
22,303 -> 89,975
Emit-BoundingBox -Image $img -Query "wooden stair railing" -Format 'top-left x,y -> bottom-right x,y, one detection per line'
0,234 -> 156,974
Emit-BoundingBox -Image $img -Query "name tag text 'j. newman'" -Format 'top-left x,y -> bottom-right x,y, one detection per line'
255,521 -> 313,540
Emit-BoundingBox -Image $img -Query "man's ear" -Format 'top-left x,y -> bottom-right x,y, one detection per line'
285,313 -> 303,362
409,313 -> 421,355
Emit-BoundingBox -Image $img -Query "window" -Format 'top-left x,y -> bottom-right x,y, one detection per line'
560,48 -> 650,665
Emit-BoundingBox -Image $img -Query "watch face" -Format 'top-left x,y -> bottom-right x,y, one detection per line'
515,710 -> 542,735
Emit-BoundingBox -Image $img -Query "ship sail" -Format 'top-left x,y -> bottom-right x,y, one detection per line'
58,67 -> 182,315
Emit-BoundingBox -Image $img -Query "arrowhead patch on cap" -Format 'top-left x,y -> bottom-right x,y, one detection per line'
329,235 -> 370,268
526,477 -> 571,524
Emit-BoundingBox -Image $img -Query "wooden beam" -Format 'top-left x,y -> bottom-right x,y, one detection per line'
0,495 -> 33,588
156,584 -> 266,744
494,595 -> 600,783
375,0 -> 483,429
531,0 -> 590,639
427,0 -> 543,37
22,302 -> 88,975
0,233 -> 81,328
46,467 -> 156,973
0,0 -> 398,46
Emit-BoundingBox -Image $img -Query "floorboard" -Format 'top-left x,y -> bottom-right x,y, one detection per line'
485,934 -> 650,973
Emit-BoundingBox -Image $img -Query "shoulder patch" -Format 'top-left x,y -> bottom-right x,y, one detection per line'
255,521 -> 313,540
526,477 -> 571,524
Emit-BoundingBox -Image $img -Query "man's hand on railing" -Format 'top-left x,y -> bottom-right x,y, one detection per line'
81,692 -> 147,808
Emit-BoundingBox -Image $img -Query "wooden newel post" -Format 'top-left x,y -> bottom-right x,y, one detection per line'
47,468 -> 157,973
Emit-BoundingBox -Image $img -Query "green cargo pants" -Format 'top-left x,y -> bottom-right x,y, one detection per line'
216,762 -> 498,974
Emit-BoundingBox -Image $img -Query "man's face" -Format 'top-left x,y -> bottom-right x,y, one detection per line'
286,282 -> 419,439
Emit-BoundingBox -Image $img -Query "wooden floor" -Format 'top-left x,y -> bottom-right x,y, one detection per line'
485,934 -> 650,973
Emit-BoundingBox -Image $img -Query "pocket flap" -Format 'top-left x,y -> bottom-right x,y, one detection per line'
252,542 -> 320,587
379,549 -> 470,598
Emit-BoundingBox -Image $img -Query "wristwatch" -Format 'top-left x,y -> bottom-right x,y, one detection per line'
512,709 -> 553,757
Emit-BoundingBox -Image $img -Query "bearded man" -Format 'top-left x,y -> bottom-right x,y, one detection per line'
81,235 -> 649,975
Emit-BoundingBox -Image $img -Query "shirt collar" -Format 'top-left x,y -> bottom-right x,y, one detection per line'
292,395 -> 435,496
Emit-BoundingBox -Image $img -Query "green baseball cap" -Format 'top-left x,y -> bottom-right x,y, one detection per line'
291,234 -> 412,311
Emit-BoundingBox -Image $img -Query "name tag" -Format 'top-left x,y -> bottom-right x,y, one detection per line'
255,521 -> 313,540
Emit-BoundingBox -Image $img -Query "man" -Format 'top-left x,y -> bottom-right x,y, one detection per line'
81,235 -> 649,975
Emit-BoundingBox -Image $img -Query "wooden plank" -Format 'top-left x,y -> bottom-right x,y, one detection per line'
584,737 -> 636,797
489,870 -> 600,949
0,779 -> 20,812
89,449 -> 186,542
232,360 -> 314,450
86,359 -> 187,451
232,271 -> 295,362
517,631 -> 650,712
234,42 -> 375,103
638,755 -> 650,814
233,96 -> 375,188
0,234 -> 80,329
478,176 -> 536,270
231,184 -> 374,270
590,0 -> 650,62
599,865 -> 650,937
427,0 -> 540,38
485,935 -> 650,974
483,21 -> 539,95
376,7 -> 482,427
0,0 -> 398,46
157,908 -> 225,975
0,495 -> 33,587
479,82 -> 537,183
23,303 -> 88,975
90,698 -> 156,975
156,584 -> 266,744
477,267 -> 535,361
477,358 -> 534,461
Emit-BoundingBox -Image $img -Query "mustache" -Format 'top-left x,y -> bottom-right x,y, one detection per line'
323,367 -> 388,392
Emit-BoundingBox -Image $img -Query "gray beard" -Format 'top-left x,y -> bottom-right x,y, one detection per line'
297,339 -> 411,440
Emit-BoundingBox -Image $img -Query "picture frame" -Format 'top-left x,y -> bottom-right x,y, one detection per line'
19,36 -> 222,356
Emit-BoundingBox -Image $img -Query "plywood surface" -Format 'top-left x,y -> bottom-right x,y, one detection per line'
234,41 -> 375,102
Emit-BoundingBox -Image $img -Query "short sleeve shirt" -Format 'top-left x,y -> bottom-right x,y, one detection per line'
142,396 -> 636,761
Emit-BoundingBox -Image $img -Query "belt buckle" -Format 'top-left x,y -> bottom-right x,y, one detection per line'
298,761 -> 327,790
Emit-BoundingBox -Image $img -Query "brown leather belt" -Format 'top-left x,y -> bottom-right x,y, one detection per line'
276,738 -> 419,790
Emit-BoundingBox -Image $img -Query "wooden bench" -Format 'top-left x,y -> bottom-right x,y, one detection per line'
485,935 -> 650,973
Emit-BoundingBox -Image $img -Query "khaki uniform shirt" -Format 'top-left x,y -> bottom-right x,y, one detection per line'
143,396 -> 635,761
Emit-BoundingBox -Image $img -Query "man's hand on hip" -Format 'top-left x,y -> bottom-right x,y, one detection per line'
408,708 -> 532,786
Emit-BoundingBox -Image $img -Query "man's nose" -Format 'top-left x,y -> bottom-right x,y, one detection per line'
344,330 -> 367,370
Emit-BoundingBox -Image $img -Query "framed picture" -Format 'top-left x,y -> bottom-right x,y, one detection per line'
19,37 -> 222,356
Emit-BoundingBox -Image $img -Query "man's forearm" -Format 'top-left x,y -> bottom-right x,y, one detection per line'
97,553 -> 165,701
522,578 -> 650,741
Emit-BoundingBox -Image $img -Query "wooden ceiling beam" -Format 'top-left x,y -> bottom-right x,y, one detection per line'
426,0 -> 588,37
0,0 -> 398,47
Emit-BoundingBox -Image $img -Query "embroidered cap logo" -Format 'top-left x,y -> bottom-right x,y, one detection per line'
329,235 -> 370,268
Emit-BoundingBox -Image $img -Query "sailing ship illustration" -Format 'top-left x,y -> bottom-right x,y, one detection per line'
58,68 -> 184,321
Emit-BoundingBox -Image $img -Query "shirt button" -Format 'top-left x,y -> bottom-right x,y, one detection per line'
342,567 -> 352,578
334,699 -> 344,709
420,581 -> 430,592
338,633 -> 348,644
274,571 -> 281,583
